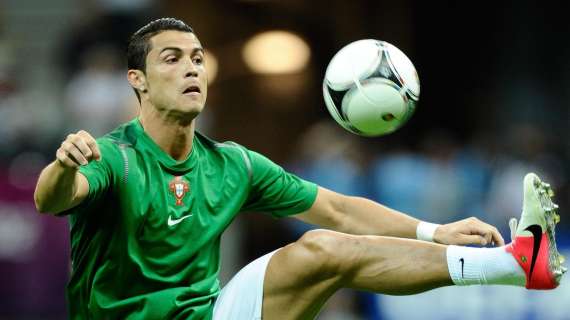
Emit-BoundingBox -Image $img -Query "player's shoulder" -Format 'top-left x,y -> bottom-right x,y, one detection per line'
97,121 -> 136,148
195,131 -> 253,173
195,131 -> 249,155
87,122 -> 136,162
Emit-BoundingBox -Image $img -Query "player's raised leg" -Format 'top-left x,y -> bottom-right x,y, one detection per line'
261,173 -> 566,320
262,231 -> 452,319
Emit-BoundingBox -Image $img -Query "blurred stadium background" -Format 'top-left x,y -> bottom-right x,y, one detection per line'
0,0 -> 568,319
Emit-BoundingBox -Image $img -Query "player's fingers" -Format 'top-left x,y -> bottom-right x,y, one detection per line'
470,222 -> 505,247
489,226 -> 505,246
62,141 -> 88,166
56,148 -> 80,168
91,142 -> 101,161
457,234 -> 487,246
69,136 -> 93,161
472,228 -> 493,246
77,130 -> 101,161
484,232 -> 493,246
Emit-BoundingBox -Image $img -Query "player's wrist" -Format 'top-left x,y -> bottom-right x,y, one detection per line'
416,221 -> 440,242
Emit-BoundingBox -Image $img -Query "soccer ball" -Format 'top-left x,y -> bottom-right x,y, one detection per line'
323,39 -> 420,136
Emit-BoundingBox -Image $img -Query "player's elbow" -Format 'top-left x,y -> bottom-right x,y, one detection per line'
34,192 -> 50,214
34,199 -> 47,214
33,190 -> 58,215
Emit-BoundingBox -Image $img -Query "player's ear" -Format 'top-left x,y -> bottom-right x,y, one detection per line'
127,69 -> 148,93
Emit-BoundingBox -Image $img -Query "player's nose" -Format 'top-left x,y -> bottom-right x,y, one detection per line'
184,68 -> 198,78
184,59 -> 199,78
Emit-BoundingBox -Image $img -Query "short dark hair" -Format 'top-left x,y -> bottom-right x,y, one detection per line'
127,18 -> 194,102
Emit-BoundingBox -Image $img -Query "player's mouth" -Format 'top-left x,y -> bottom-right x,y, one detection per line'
182,85 -> 201,97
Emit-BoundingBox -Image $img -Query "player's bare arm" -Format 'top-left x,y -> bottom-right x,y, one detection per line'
34,130 -> 100,214
295,186 -> 505,246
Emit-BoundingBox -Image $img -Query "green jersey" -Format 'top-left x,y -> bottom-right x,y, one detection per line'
64,118 -> 318,319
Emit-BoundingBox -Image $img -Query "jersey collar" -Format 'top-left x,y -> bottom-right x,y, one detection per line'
131,118 -> 198,173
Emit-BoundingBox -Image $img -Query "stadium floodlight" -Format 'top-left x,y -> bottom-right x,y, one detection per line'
242,30 -> 310,74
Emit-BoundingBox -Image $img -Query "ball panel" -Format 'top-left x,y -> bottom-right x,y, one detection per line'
324,85 -> 350,121
325,40 -> 382,91
323,84 -> 355,133
343,80 -> 405,136
368,50 -> 404,91
382,42 -> 420,98
401,97 -> 418,124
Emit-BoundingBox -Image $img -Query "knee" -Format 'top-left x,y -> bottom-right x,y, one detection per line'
295,229 -> 350,276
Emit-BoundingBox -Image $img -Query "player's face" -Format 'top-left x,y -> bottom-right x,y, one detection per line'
144,30 -> 208,118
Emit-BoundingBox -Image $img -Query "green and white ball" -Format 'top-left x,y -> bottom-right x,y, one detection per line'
323,39 -> 420,136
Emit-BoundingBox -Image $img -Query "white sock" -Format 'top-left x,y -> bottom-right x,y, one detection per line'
446,245 -> 526,286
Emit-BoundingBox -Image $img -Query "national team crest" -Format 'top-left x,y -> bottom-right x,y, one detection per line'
168,176 -> 190,206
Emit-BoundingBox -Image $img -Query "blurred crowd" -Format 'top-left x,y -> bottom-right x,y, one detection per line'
289,121 -> 569,238
0,1 -> 568,319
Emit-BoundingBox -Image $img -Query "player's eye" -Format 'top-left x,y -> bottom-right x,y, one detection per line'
165,56 -> 178,64
192,56 -> 203,65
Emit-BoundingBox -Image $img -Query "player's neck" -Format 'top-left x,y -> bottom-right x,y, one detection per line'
138,108 -> 196,161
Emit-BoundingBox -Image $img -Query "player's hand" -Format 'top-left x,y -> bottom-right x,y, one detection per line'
433,217 -> 505,247
55,130 -> 101,169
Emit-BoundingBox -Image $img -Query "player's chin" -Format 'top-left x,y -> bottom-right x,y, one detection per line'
189,103 -> 205,115
176,102 -> 204,118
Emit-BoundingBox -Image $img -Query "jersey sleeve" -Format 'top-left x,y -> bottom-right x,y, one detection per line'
241,149 -> 318,218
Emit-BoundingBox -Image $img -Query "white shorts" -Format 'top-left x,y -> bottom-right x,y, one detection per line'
213,250 -> 278,320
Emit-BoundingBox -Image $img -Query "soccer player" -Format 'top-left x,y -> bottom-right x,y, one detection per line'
34,18 -> 566,320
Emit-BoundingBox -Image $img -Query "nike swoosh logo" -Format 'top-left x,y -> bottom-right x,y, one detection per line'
459,258 -> 465,278
167,214 -> 193,227
525,224 -> 543,282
